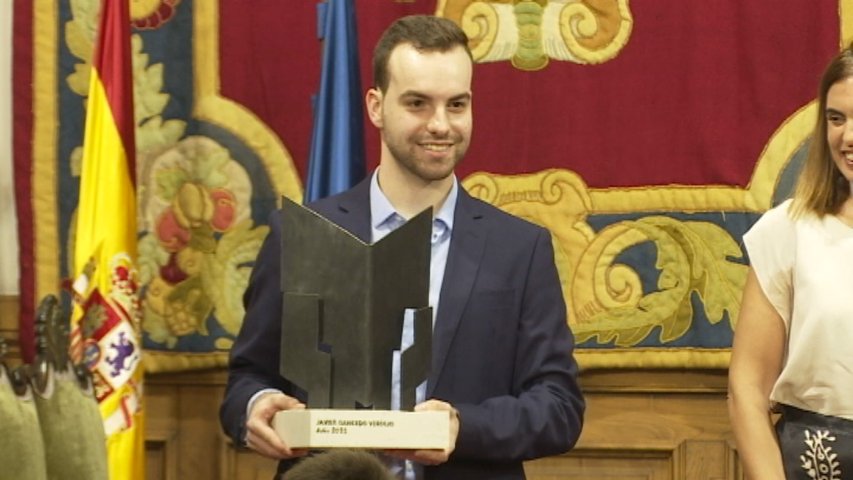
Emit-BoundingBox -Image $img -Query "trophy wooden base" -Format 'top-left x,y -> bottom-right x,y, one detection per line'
273,409 -> 449,449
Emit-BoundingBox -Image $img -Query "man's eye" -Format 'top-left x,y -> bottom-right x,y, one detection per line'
407,100 -> 424,108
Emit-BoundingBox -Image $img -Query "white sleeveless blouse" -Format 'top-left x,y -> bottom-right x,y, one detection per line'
743,199 -> 853,420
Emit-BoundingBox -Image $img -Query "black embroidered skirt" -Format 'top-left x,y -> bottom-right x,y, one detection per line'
776,404 -> 853,479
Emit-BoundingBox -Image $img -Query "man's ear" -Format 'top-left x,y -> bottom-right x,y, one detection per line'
365,88 -> 383,128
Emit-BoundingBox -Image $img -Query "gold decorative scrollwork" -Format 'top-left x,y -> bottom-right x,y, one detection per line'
458,2 -> 500,62
462,169 -> 748,350
513,1 -> 549,70
570,216 -> 747,347
558,0 -> 633,64
438,0 -> 633,70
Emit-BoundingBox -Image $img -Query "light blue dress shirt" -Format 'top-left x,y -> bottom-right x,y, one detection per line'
370,171 -> 457,480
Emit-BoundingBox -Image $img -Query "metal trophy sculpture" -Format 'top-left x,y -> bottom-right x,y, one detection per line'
273,197 -> 448,449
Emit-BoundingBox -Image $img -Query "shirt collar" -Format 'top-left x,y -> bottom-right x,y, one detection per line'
370,170 -> 399,231
369,170 -> 458,232
434,178 -> 457,233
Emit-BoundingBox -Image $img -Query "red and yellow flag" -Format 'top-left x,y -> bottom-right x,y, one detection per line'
72,0 -> 144,478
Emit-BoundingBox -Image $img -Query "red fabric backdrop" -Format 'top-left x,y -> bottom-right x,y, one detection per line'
219,1 -> 838,188
10,0 -> 844,368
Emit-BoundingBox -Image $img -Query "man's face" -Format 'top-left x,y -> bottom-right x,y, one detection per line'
367,43 -> 473,182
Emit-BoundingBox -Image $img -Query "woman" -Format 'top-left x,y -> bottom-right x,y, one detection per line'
729,47 -> 853,479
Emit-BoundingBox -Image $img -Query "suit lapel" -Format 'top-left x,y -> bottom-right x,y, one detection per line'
428,189 -> 486,396
319,177 -> 372,242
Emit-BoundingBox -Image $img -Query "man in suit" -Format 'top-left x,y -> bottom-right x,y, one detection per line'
220,15 -> 585,479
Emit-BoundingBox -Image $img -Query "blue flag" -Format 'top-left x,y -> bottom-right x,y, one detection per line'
305,0 -> 366,203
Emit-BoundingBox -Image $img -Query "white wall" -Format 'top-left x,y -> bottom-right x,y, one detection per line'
0,0 -> 20,295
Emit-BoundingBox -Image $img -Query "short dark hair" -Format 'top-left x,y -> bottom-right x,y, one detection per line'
372,15 -> 472,92
282,450 -> 395,480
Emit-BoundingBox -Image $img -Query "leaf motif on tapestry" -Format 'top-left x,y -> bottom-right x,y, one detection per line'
571,216 -> 747,347
463,169 -> 748,349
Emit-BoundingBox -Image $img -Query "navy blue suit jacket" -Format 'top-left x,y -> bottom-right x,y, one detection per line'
220,177 -> 585,479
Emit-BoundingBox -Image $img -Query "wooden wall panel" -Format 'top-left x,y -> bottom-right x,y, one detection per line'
526,451 -> 673,479
143,368 -> 743,480
219,446 -> 278,480
675,440 -> 740,480
145,379 -> 180,480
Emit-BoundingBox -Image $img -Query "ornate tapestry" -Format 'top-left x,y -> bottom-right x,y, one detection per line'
12,0 -> 853,371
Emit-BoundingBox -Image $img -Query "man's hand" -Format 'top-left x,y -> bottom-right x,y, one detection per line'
385,399 -> 460,466
245,392 -> 309,459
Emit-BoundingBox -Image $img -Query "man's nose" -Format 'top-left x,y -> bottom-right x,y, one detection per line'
427,109 -> 450,135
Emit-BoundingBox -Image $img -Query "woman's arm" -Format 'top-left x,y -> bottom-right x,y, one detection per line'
728,268 -> 787,479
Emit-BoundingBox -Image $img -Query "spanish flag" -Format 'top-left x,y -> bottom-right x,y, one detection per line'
72,0 -> 144,478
